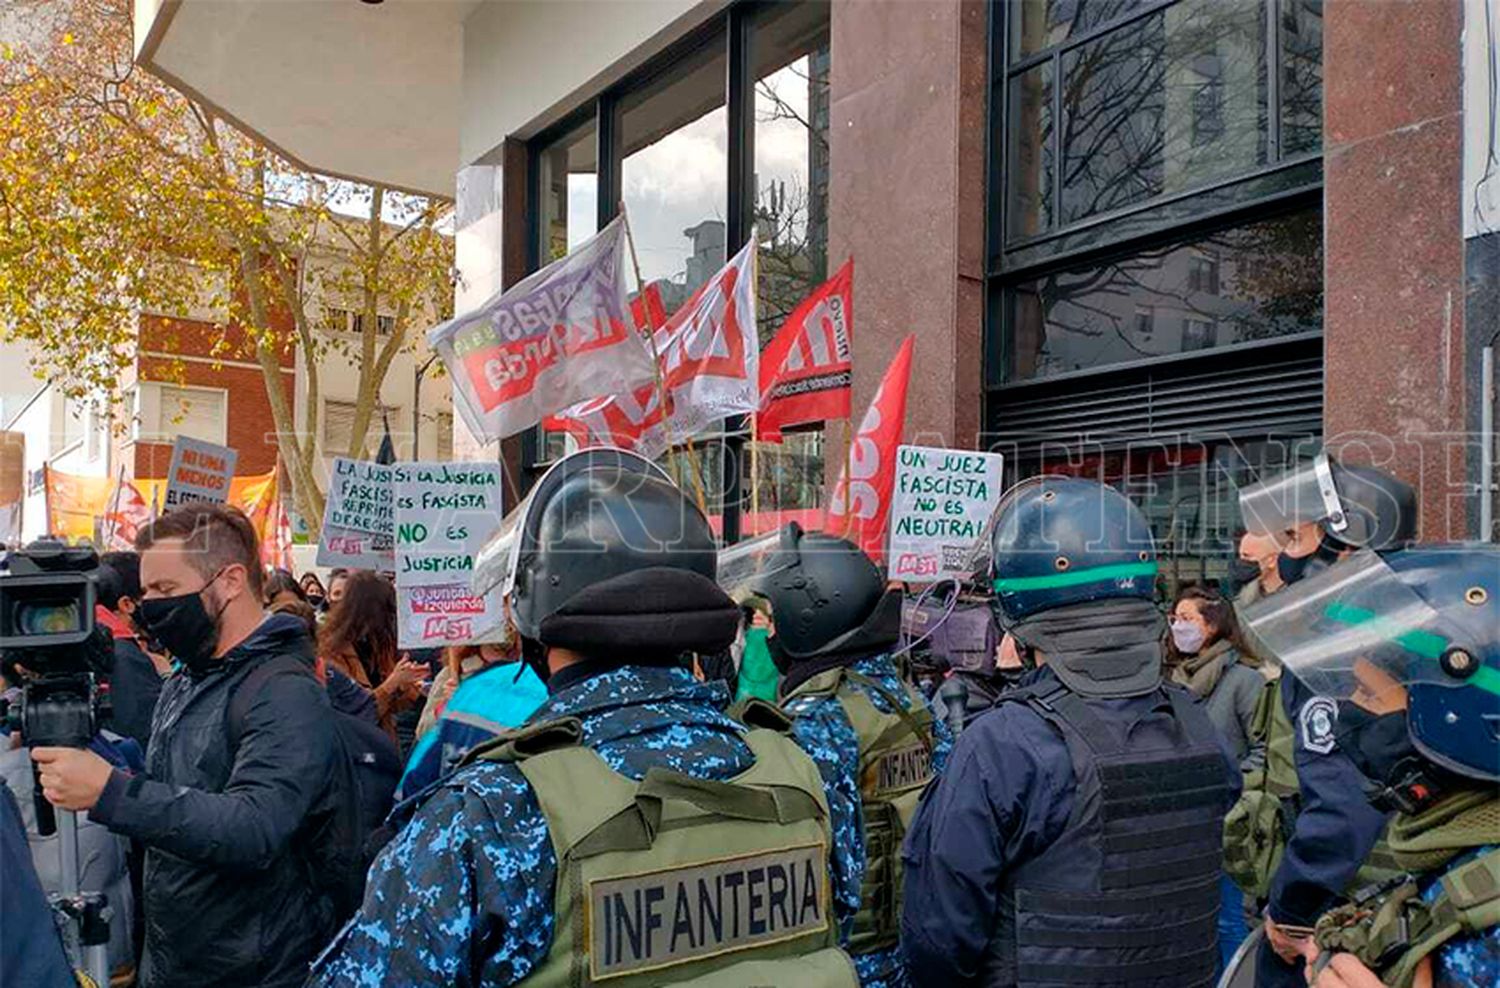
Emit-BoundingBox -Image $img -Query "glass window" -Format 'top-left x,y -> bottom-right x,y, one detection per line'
1058,0 -> 1267,227
1006,207 -> 1320,380
138,383 -> 227,445
323,399 -> 397,457
619,40 -> 728,319
536,119 -> 598,265
435,411 -> 453,462
1012,0 -> 1145,59
751,2 -> 831,516
1008,61 -> 1054,239
1280,0 -> 1323,157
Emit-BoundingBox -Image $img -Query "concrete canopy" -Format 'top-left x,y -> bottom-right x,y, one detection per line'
134,0 -> 470,197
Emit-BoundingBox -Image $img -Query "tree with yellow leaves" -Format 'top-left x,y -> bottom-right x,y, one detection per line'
0,0 -> 453,530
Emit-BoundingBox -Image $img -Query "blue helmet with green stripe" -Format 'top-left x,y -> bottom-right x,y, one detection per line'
1242,544 -> 1500,784
987,477 -> 1157,626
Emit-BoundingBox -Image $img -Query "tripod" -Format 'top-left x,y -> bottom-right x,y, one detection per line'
37,792 -> 112,988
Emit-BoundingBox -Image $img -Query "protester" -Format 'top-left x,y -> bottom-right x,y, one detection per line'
732,593 -> 779,702
1229,530 -> 1283,605
0,782 -> 75,988
325,567 -> 349,608
96,551 -> 167,754
396,639 -> 546,801
1166,584 -> 1268,972
264,567 -> 307,608
318,570 -> 425,739
29,502 -> 344,988
1167,586 -> 1264,760
300,571 -> 328,610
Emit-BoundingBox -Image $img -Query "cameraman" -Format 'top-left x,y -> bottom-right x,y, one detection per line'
31,502 -> 342,988
95,551 -> 166,754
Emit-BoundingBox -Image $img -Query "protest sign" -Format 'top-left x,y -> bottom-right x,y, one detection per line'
886,444 -> 1004,582
393,461 -> 505,647
316,457 -> 395,571
163,437 -> 237,509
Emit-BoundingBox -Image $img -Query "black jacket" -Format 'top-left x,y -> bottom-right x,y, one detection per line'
108,635 -> 163,754
90,613 -> 341,988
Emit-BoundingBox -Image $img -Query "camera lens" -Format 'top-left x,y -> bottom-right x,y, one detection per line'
17,600 -> 81,636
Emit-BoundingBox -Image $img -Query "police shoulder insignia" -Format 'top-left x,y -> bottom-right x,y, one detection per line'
1300,696 -> 1339,755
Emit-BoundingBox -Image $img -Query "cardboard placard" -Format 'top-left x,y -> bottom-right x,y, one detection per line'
163,437 -> 237,509
887,444 -> 1004,583
316,457 -> 395,571
393,461 -> 505,647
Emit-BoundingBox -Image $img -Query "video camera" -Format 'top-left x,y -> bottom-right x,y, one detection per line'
0,540 -> 113,751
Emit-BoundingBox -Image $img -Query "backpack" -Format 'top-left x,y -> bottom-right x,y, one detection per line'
227,655 -> 402,922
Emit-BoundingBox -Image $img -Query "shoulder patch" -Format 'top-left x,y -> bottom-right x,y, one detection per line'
1299,696 -> 1339,755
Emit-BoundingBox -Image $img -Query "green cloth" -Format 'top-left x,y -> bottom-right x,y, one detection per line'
735,628 -> 780,704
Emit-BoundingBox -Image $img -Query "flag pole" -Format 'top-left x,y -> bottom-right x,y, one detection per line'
102,466 -> 125,548
619,202 -> 683,488
838,418 -> 856,540
748,229 -> 762,532
749,413 -> 760,531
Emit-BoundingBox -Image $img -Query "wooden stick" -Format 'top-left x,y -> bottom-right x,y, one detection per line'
749,414 -> 761,532
619,203 -> 682,486
838,418 -> 856,539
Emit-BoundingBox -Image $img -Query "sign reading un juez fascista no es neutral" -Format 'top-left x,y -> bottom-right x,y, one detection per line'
887,444 -> 1004,583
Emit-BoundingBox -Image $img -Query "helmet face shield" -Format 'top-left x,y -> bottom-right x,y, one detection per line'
1240,549 -> 1479,707
716,531 -> 780,600
1237,453 -> 1348,538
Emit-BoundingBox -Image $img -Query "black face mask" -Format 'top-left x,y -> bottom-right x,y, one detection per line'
135,572 -> 228,675
1335,704 -> 1413,785
306,593 -> 325,610
1277,536 -> 1342,586
1226,558 -> 1262,595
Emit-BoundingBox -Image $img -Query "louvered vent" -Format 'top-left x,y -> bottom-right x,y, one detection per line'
985,338 -> 1323,458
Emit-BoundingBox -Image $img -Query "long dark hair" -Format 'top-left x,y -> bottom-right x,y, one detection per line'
264,568 -> 306,604
319,570 -> 398,684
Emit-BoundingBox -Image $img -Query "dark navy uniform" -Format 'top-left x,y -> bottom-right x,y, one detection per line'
309,663 -> 862,986
901,667 -> 1241,987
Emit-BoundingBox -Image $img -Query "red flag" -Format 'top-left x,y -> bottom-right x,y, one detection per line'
102,478 -> 151,551
758,260 -> 853,442
631,282 -> 667,333
824,335 -> 914,563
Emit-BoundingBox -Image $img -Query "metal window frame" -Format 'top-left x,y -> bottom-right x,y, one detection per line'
517,0 -> 823,542
985,0 -> 1326,397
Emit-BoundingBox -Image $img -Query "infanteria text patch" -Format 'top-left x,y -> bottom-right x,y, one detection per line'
587,842 -> 828,980
863,742 -> 933,796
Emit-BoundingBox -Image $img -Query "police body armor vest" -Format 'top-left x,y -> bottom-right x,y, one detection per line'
1222,679 -> 1403,899
783,665 -> 938,955
981,679 -> 1232,988
470,717 -> 858,988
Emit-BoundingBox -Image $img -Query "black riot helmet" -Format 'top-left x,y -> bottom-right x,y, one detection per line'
476,448 -> 738,659
1238,453 -> 1417,552
745,522 -> 898,661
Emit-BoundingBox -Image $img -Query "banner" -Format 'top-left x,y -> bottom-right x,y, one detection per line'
0,432 -> 23,546
393,461 -> 505,647
162,436 -> 238,509
824,334 -> 914,563
44,466 -> 281,557
887,445 -> 1004,582
757,260 -> 853,442
549,235 -> 760,458
430,216 -> 657,444
102,474 -> 153,551
316,457 -> 395,571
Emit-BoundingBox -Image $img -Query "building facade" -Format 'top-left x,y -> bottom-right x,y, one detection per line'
133,0 -> 1497,575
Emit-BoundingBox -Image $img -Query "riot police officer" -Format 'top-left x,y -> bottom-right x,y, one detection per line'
309,450 -> 858,987
1233,456 -> 1418,986
746,523 -> 952,988
1239,543 -> 1500,986
901,477 -> 1239,987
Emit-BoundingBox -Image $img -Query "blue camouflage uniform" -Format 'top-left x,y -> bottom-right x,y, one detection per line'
782,653 -> 954,988
1422,847 -> 1500,986
1259,673 -> 1392,986
899,667 -> 1241,987
308,662 -> 860,987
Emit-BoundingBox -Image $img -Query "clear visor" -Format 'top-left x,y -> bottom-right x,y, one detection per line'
1239,548 -> 1474,706
716,531 -> 781,599
469,447 -> 670,598
1237,453 -> 1348,537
